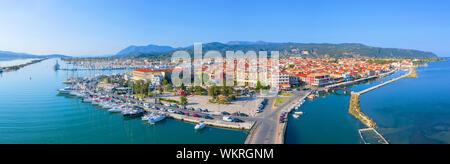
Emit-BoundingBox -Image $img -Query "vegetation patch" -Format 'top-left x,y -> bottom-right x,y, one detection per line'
274,99 -> 287,108
279,93 -> 294,97
348,93 -> 376,128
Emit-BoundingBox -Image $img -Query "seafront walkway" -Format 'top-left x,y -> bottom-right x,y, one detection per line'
357,68 -> 411,95
325,69 -> 398,90
245,90 -> 310,144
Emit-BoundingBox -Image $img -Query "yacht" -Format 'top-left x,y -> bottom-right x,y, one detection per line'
195,121 -> 206,130
57,87 -> 76,94
109,105 -> 125,113
123,110 -> 145,118
148,114 -> 166,124
83,97 -> 92,103
141,113 -> 153,121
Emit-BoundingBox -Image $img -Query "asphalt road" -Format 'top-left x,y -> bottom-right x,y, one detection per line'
245,90 -> 308,144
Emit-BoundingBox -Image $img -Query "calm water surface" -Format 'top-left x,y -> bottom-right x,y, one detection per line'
0,59 -> 247,144
286,59 -> 450,144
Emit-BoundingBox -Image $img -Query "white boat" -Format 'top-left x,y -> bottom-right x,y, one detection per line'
83,97 -> 92,103
57,87 -> 76,94
108,106 -> 125,113
295,112 -> 304,115
293,114 -> 300,119
92,99 -> 101,105
148,115 -> 166,124
141,113 -> 153,121
195,122 -> 206,130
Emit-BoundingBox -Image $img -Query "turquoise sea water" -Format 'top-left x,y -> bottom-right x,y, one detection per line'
0,59 -> 247,144
1,58 -> 449,144
286,59 -> 450,144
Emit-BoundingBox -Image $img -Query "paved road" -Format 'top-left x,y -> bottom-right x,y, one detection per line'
246,90 -> 308,144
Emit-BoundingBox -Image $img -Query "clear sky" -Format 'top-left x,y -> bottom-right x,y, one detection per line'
0,0 -> 449,57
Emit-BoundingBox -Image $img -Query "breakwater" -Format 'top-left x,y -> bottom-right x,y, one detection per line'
1,59 -> 46,72
348,68 -> 416,144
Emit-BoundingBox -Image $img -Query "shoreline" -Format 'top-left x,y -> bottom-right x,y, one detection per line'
1,58 -> 47,72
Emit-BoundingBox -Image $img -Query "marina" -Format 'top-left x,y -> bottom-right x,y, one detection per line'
0,59 -> 248,144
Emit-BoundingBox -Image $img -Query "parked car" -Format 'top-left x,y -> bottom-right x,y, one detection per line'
232,118 -> 244,122
202,115 -> 214,120
177,111 -> 185,115
232,112 -> 240,116
193,114 -> 201,118
239,113 -> 249,117
222,112 -> 231,115
223,116 -> 233,122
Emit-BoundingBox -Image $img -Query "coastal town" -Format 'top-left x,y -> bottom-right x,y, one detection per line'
56,56 -> 418,144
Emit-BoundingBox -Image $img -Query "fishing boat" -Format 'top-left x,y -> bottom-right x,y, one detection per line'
148,114 -> 166,124
293,111 -> 304,119
194,121 -> 206,130
307,94 -> 317,100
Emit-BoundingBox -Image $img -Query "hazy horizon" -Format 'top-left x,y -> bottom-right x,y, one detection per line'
1,0 -> 449,57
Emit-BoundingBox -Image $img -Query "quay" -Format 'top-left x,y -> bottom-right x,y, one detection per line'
357,68 -> 412,95
324,69 -> 398,91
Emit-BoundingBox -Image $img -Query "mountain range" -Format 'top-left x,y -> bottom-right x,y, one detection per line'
0,50 -> 69,60
113,41 -> 438,59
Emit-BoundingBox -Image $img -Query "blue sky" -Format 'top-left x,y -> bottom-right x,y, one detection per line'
0,0 -> 449,57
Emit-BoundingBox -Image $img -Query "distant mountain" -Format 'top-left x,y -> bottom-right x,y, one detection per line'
125,42 -> 438,59
113,44 -> 177,57
0,50 -> 70,60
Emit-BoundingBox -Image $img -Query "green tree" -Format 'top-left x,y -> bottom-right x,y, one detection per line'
180,96 -> 188,106
181,83 -> 186,91
162,80 -> 168,86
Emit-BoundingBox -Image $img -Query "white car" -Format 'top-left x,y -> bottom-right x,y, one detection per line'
223,116 -> 233,122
